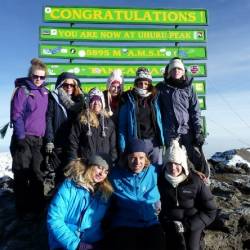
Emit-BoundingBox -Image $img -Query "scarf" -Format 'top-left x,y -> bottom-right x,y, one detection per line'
164,172 -> 187,188
134,87 -> 152,98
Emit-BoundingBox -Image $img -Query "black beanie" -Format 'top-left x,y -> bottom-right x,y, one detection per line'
126,139 -> 149,155
55,72 -> 81,88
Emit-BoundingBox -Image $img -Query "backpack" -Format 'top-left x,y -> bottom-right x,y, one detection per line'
0,82 -> 31,139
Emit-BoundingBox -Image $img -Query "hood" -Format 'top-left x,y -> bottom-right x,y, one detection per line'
14,77 -> 45,90
55,72 -> 81,89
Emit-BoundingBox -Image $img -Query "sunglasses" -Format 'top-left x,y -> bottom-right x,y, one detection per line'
63,83 -> 75,88
32,74 -> 46,80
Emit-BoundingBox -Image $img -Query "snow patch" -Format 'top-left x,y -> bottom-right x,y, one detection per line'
0,152 -> 13,179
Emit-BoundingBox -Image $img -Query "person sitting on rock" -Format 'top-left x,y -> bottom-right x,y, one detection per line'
158,139 -> 217,250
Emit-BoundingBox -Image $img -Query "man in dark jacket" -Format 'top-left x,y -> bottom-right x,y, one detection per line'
156,57 -> 208,177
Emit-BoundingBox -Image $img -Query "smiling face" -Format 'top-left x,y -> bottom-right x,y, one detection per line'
62,79 -> 76,95
91,165 -> 109,183
128,152 -> 147,173
166,162 -> 183,177
169,67 -> 185,80
109,81 -> 121,96
31,69 -> 46,86
90,98 -> 102,114
136,80 -> 150,90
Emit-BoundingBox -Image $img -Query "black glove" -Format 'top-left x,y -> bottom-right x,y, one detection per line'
194,132 -> 205,146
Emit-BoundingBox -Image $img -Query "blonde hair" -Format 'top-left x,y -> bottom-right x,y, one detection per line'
61,78 -> 82,97
80,109 -> 109,128
28,58 -> 47,77
64,158 -> 113,201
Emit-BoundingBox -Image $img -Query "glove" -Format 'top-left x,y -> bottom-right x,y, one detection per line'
194,132 -> 205,146
45,142 -> 54,154
153,200 -> 161,215
77,242 -> 93,250
173,221 -> 185,233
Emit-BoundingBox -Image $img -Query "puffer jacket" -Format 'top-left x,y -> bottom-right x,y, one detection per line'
68,116 -> 117,163
156,77 -> 201,143
47,179 -> 110,250
158,172 -> 217,232
118,90 -> 164,152
109,164 -> 160,228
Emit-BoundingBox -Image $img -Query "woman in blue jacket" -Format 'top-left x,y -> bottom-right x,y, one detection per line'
47,154 -> 113,250
106,139 -> 165,250
119,67 -> 164,165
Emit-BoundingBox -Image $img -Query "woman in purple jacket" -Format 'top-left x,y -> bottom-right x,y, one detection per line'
10,58 -> 49,218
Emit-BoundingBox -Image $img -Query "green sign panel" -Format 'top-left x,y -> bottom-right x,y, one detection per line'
40,26 -> 206,43
40,44 -> 207,60
44,6 -> 208,25
193,81 -> 206,94
46,63 -> 206,77
198,96 -> 206,110
47,81 -> 205,94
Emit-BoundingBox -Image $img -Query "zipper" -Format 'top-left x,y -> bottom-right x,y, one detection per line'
175,187 -> 179,207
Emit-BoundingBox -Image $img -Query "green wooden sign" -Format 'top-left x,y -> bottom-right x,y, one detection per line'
44,6 -> 208,25
201,116 -> 207,135
40,26 -> 206,42
46,80 -> 205,94
46,63 -> 206,77
198,96 -> 206,110
39,44 -> 207,60
193,81 -> 206,94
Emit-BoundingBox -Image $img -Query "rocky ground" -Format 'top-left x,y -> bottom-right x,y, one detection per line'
0,149 -> 249,250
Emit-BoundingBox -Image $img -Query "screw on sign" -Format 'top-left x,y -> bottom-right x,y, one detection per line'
190,65 -> 199,74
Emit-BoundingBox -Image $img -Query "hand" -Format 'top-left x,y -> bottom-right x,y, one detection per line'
173,221 -> 185,233
153,200 -> 161,215
194,132 -> 205,146
77,242 -> 93,250
45,142 -> 54,154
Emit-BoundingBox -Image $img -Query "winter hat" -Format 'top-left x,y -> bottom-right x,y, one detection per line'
134,67 -> 152,84
126,138 -> 149,155
107,69 -> 123,90
87,153 -> 111,170
167,58 -> 185,74
55,72 -> 81,88
88,87 -> 105,109
164,139 -> 189,176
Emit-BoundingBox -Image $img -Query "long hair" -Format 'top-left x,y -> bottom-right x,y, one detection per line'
61,78 -> 82,97
28,58 -> 47,77
80,109 -> 109,128
64,158 -> 113,201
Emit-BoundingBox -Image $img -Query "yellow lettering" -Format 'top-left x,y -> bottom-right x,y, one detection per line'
114,10 -> 123,20
143,11 -> 152,21
61,9 -> 71,20
82,10 -> 92,19
50,9 -> 60,19
113,50 -> 121,57
93,10 -> 102,20
188,12 -> 196,22
104,10 -> 113,20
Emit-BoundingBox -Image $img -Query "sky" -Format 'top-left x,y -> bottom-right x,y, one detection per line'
1,0 -> 250,158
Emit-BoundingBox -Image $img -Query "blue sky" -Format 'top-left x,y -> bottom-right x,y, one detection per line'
1,0 -> 250,157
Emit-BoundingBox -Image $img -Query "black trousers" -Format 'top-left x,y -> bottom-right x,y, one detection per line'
10,135 -> 45,216
106,224 -> 165,250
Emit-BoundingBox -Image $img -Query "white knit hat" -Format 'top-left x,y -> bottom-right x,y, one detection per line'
167,58 -> 185,74
107,69 -> 123,90
88,87 -> 105,109
165,139 -> 189,176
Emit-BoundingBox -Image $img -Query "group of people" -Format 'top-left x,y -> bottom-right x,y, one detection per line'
9,57 -> 217,250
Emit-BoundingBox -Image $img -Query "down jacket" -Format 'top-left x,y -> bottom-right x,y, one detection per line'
158,172 -> 217,232
47,179 -> 110,250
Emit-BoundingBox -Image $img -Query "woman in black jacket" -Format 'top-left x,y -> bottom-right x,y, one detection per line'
68,87 -> 117,165
45,72 -> 85,185
158,140 -> 217,250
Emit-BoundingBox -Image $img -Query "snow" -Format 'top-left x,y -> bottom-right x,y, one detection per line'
211,149 -> 250,168
0,152 -> 13,179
